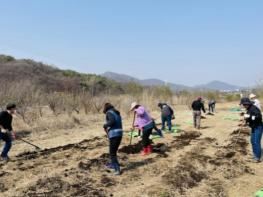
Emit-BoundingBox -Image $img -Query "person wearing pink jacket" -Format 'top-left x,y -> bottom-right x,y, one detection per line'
130,102 -> 154,156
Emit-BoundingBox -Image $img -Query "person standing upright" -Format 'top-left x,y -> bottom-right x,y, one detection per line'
103,103 -> 123,175
158,103 -> 174,132
192,97 -> 206,129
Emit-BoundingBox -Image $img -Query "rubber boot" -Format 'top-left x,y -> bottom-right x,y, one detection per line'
147,145 -> 153,154
141,147 -> 149,156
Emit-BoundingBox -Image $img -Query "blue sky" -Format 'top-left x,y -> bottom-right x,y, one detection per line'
0,0 -> 262,87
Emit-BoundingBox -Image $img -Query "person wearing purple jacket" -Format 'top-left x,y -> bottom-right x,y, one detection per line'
130,102 -> 154,156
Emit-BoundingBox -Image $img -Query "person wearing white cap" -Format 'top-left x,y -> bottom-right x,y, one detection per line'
249,94 -> 261,111
130,102 -> 154,156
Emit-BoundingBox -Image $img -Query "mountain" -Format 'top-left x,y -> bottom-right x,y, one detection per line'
102,72 -> 244,91
102,72 -> 192,91
194,80 -> 243,91
102,71 -> 140,83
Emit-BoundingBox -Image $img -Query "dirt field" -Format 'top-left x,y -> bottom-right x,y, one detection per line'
1,102 -> 263,197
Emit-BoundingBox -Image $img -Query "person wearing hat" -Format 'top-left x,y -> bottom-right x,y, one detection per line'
103,103 -> 123,175
191,97 -> 206,129
0,103 -> 17,161
249,93 -> 261,111
158,103 -> 174,132
130,102 -> 154,156
240,98 -> 263,163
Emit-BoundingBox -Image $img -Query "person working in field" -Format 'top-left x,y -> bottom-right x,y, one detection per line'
192,97 -> 206,129
130,102 -> 154,156
0,103 -> 17,162
158,103 -> 175,132
240,98 -> 263,163
103,103 -> 123,175
249,93 -> 261,111
208,100 -> 216,114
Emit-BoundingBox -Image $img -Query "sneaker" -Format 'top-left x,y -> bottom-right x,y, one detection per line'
0,156 -> 10,163
114,170 -> 121,175
112,163 -> 121,176
248,158 -> 261,163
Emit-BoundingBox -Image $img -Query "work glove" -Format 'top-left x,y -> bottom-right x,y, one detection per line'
11,131 -> 16,140
103,124 -> 108,130
1,129 -> 7,133
244,114 -> 250,119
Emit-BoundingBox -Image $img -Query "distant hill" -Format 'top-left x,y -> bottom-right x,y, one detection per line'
102,72 -> 244,91
194,81 -> 243,91
0,55 -> 123,95
102,72 -> 192,91
102,71 -> 140,84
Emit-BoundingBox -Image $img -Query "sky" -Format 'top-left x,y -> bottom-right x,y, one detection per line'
0,0 -> 262,87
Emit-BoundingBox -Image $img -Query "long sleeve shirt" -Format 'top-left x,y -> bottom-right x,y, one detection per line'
192,100 -> 206,113
134,106 -> 152,129
0,111 -> 13,131
245,105 -> 262,129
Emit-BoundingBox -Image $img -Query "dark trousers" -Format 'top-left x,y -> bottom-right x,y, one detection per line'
109,137 -> 122,164
209,104 -> 215,113
142,128 -> 153,148
0,132 -> 12,158
161,115 -> 172,131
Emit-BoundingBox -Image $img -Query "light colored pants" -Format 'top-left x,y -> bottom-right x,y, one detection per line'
193,111 -> 201,129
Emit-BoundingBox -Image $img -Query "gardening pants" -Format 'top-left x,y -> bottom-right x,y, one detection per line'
142,128 -> 153,148
161,115 -> 172,131
109,137 -> 122,165
0,132 -> 12,158
251,126 -> 263,160
209,104 -> 215,113
193,111 -> 201,129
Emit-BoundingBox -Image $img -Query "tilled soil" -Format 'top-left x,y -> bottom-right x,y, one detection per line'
1,106 -> 262,197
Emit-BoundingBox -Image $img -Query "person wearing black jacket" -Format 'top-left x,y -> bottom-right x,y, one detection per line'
0,103 -> 16,161
192,97 -> 206,129
208,100 -> 216,113
103,103 -> 123,175
158,103 -> 174,132
240,98 -> 263,163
